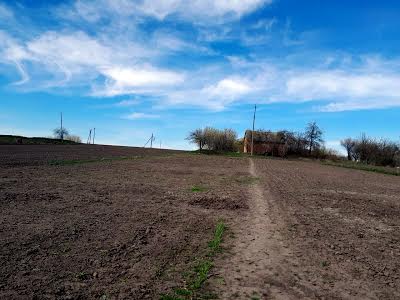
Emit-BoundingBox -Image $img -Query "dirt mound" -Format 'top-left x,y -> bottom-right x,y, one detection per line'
189,193 -> 248,210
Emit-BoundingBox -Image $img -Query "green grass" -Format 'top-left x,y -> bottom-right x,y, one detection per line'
160,220 -> 226,300
208,221 -> 226,254
191,185 -> 208,192
322,160 -> 400,176
0,134 -> 78,145
235,176 -> 260,185
190,150 -> 247,158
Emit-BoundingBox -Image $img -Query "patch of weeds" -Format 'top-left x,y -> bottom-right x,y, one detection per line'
251,292 -> 260,300
208,221 -> 226,255
235,176 -> 260,185
190,260 -> 213,290
322,160 -> 400,176
321,260 -> 330,267
190,150 -> 246,158
174,288 -> 192,296
191,185 -> 208,192
160,220 -> 226,300
76,272 -> 89,281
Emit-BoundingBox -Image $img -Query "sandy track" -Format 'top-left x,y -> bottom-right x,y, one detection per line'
217,159 -> 297,299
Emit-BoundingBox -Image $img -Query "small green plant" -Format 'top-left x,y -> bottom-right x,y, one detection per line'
251,293 -> 260,300
208,220 -> 226,254
160,220 -> 226,300
190,260 -> 213,290
76,272 -> 89,280
321,260 -> 329,267
235,176 -> 260,185
191,185 -> 207,192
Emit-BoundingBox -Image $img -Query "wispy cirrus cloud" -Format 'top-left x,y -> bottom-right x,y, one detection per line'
67,0 -> 272,22
122,112 -> 160,120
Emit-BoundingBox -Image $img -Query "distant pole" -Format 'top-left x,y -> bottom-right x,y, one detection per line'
93,128 -> 96,144
251,104 -> 257,156
87,129 -> 92,144
60,112 -> 63,141
150,133 -> 153,148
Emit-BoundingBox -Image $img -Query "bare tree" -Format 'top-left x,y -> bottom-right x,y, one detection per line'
305,121 -> 324,155
53,127 -> 69,140
341,138 -> 356,161
186,128 -> 206,151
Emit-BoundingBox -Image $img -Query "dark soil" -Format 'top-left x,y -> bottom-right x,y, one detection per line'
1,145 -> 399,299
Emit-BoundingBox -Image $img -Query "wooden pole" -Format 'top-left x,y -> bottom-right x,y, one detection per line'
60,112 -> 63,141
150,133 -> 153,148
93,128 -> 96,144
251,104 -> 257,156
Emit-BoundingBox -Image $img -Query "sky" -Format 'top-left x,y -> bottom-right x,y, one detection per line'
1,0 -> 400,151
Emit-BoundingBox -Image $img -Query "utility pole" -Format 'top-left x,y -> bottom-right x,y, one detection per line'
150,133 -> 154,148
251,104 -> 257,156
87,129 -> 92,144
60,112 -> 64,141
93,128 -> 96,144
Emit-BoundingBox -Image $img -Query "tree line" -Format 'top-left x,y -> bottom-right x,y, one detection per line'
341,134 -> 400,167
187,122 -> 327,156
187,123 -> 400,168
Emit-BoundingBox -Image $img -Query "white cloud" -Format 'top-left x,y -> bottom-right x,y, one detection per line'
286,70 -> 400,111
122,112 -> 160,120
287,72 -> 400,100
98,66 -> 185,96
68,0 -> 271,23
0,30 -> 184,94
115,99 -> 140,107
204,78 -> 252,99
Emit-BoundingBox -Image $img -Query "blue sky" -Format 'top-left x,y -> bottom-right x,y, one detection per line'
1,0 -> 400,151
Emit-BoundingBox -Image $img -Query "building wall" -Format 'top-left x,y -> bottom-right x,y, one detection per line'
243,139 -> 287,157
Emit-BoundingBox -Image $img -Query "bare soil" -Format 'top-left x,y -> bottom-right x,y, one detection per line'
1,146 -> 399,299
211,158 -> 400,300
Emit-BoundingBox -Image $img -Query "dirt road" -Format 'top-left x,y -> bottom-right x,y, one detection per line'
216,159 -> 295,299
211,158 -> 400,299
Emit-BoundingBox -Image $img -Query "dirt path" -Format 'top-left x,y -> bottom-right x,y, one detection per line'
217,158 -> 296,299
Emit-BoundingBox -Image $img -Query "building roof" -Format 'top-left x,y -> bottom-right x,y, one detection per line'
244,130 -> 286,144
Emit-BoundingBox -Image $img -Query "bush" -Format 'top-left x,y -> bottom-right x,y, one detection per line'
65,135 -> 82,143
187,127 -> 238,152
341,134 -> 400,167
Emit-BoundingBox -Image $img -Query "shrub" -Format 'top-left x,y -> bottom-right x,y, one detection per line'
187,127 -> 237,152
